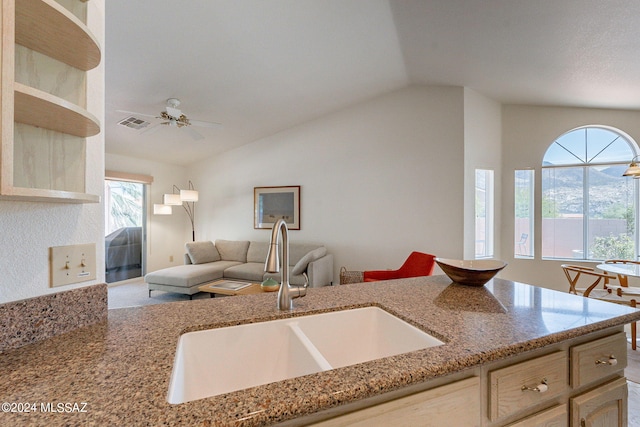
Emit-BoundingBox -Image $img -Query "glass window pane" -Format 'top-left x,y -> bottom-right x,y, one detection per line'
587,166 -> 636,260
543,127 -> 635,166
104,180 -> 144,283
542,126 -> 638,261
542,167 -> 584,259
514,170 -> 534,258
543,142 -> 583,166
585,128 -> 620,163
104,181 -> 143,235
475,169 -> 494,258
554,128 -> 587,163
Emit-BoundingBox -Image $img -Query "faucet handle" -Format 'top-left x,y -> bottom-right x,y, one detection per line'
302,272 -> 309,288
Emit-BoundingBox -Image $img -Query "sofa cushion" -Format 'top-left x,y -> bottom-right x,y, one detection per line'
247,241 -> 270,263
215,240 -> 250,262
185,241 -> 220,264
288,243 -> 322,266
223,262 -> 266,282
145,261 -> 241,288
291,246 -> 327,275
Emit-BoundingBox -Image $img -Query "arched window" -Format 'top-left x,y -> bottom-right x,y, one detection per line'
542,126 -> 638,260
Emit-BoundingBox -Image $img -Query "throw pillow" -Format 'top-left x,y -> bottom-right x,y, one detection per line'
185,241 -> 220,264
291,247 -> 327,275
215,240 -> 250,262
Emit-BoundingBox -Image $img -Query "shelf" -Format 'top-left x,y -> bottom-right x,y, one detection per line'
15,0 -> 101,71
14,83 -> 100,138
0,185 -> 100,203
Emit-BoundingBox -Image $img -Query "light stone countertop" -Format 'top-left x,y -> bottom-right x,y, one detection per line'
1,275 -> 639,426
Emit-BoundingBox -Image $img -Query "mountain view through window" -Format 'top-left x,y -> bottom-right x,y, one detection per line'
541,127 -> 637,260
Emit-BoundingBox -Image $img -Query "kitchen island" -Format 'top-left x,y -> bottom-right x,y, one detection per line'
0,276 -> 639,426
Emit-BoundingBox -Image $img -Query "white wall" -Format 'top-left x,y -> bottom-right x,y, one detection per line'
501,104 -> 640,290
105,153 -> 190,273
191,86 -> 466,283
0,0 -> 105,304
463,89 -> 502,260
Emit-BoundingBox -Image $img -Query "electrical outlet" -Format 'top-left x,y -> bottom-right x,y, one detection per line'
50,243 -> 97,287
169,255 -> 174,262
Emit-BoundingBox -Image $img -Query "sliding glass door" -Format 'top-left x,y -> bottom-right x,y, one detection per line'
104,180 -> 146,283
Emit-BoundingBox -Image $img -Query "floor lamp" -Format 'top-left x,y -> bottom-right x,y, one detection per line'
153,181 -> 198,241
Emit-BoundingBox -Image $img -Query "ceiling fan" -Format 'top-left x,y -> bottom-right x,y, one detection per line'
117,98 -> 221,140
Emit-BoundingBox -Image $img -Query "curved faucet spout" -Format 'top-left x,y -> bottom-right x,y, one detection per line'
264,218 -> 307,310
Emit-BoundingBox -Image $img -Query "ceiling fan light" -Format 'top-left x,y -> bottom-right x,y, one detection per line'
153,204 -> 172,215
180,189 -> 199,202
163,193 -> 182,205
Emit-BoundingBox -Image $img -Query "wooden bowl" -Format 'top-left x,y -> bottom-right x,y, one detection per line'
435,258 -> 507,287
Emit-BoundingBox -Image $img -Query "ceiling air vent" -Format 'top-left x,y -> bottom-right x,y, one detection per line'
118,116 -> 151,130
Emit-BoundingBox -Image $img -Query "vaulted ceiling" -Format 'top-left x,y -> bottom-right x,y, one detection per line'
105,0 -> 640,166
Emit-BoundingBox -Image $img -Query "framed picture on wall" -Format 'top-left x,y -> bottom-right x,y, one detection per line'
254,186 -> 300,229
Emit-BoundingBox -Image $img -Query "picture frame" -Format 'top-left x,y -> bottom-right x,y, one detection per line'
254,186 -> 300,230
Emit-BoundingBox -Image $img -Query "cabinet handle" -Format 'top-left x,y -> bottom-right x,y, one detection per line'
595,355 -> 617,366
521,378 -> 548,393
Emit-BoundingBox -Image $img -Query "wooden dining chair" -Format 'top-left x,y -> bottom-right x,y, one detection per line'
561,264 -> 617,298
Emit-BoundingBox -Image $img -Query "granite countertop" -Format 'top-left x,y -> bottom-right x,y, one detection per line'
1,276 -> 639,426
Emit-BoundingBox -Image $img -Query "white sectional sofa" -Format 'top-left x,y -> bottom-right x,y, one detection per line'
145,239 -> 334,298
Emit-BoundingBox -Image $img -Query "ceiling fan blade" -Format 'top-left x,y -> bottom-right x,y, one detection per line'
190,119 -> 222,129
140,123 -> 162,135
184,126 -> 204,141
116,109 -> 159,119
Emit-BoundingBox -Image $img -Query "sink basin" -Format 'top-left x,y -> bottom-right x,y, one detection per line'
167,307 -> 443,404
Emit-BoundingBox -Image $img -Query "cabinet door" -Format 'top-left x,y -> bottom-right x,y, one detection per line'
310,377 -> 480,427
570,377 -> 627,427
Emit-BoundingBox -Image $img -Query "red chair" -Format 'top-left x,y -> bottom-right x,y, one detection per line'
363,252 -> 436,282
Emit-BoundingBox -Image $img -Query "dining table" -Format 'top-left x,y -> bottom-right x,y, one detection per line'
597,262 -> 640,278
596,262 -> 639,350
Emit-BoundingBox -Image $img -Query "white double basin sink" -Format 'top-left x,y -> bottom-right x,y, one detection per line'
167,306 -> 444,404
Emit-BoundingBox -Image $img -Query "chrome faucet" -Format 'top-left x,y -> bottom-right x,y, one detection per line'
265,218 -> 308,310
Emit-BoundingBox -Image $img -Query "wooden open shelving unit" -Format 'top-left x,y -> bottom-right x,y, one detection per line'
15,0 -> 100,71
14,83 -> 100,138
1,0 -> 102,203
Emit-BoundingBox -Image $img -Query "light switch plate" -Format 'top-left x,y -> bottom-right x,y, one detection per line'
50,243 -> 97,287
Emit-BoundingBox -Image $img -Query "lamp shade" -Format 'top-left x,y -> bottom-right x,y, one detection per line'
163,193 -> 182,205
180,189 -> 199,202
623,163 -> 640,177
622,155 -> 640,177
153,204 -> 172,215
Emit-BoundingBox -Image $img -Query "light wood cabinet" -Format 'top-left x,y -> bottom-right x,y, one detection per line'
309,376 -> 481,427
484,331 -> 627,427
489,351 -> 568,421
571,377 -> 627,427
1,0 -> 102,203
505,405 -> 567,427
570,332 -> 628,389
297,328 -> 629,427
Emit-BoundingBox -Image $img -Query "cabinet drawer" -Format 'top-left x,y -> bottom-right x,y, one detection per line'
310,377 -> 480,427
505,404 -> 567,427
570,332 -> 627,389
489,351 -> 568,421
